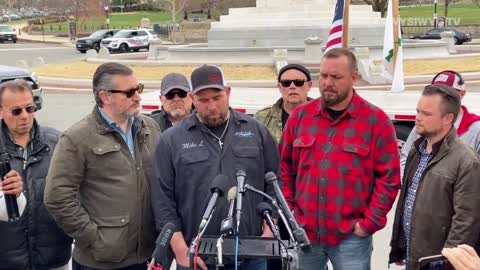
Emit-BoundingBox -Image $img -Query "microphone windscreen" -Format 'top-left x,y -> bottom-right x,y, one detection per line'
256,202 -> 273,216
227,186 -> 238,201
264,172 -> 278,184
209,174 -> 231,197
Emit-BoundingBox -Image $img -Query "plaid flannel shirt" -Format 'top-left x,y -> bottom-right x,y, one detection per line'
279,92 -> 400,246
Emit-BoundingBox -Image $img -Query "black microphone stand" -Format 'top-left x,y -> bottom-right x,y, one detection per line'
244,184 -> 298,270
0,134 -> 19,221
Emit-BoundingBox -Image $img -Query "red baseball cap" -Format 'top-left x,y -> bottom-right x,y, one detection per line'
431,70 -> 466,91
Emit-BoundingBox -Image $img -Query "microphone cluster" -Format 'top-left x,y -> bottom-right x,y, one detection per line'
181,170 -> 311,270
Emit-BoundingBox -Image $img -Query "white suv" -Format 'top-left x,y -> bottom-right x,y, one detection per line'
101,29 -> 158,53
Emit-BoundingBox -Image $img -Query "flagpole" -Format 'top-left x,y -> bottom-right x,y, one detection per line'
342,0 -> 350,48
392,0 -> 400,68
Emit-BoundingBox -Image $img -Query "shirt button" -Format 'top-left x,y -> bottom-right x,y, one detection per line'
136,167 -> 140,170
121,218 -> 126,223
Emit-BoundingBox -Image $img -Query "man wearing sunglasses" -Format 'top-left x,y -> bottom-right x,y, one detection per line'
254,64 -> 313,144
389,84 -> 480,270
151,73 -> 193,132
0,79 -> 72,270
45,62 -> 161,270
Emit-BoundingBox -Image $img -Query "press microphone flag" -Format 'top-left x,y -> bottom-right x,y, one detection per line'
148,222 -> 176,270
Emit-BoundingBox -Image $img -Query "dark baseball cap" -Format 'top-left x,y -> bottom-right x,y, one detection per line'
277,64 -> 311,82
190,65 -> 227,94
160,73 -> 191,96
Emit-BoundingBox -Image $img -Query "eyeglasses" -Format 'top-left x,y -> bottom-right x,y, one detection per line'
107,83 -> 144,98
280,79 -> 307,87
165,91 -> 188,100
9,105 -> 35,116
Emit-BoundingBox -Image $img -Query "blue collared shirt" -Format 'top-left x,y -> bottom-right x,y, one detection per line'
99,108 -> 135,159
402,139 -> 432,263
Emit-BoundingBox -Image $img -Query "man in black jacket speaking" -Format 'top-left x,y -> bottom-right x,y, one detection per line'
151,65 -> 280,270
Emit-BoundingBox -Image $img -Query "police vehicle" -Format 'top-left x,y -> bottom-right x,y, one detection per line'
101,29 -> 158,53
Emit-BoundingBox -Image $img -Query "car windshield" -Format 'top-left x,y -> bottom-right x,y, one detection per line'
113,30 -> 132,38
0,25 -> 14,32
148,30 -> 156,36
89,30 -> 108,38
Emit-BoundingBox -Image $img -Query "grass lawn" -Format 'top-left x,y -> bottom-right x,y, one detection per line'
400,2 -> 480,25
32,56 -> 480,80
41,11 -> 206,33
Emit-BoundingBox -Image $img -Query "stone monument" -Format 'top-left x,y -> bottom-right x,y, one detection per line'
208,0 -> 386,47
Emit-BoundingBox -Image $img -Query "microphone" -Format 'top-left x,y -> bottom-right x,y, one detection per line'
220,186 -> 237,236
244,184 -> 296,244
148,222 -> 176,270
256,202 -> 281,239
0,153 -> 19,221
199,174 -> 231,231
235,170 -> 246,234
265,172 -> 311,252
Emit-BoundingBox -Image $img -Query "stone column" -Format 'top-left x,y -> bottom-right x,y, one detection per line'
304,35 -> 323,62
440,31 -> 456,54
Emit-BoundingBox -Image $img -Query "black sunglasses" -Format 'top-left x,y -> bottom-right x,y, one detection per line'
107,83 -> 144,98
165,91 -> 188,100
280,79 -> 307,87
9,105 -> 35,116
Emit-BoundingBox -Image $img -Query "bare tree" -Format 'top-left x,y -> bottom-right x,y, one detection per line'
147,0 -> 190,42
363,0 -> 388,17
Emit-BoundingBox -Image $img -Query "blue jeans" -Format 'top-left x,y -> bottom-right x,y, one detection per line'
299,234 -> 373,270
176,258 -> 267,270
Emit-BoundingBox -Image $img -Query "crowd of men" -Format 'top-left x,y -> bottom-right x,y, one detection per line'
0,47 -> 479,270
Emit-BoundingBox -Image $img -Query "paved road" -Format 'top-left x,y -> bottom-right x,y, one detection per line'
35,91 -> 406,270
0,42 -> 83,68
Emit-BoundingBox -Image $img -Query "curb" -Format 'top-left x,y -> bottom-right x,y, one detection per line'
17,37 -> 73,46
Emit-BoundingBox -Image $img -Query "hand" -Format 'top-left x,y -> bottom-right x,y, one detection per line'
261,220 -> 274,238
442,245 -> 480,270
0,170 -> 23,197
174,248 -> 207,270
261,229 -> 274,238
353,222 -> 369,238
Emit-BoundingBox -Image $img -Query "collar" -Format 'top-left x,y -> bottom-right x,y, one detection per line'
269,98 -> 284,120
316,90 -> 361,119
185,108 -> 248,130
414,127 -> 457,158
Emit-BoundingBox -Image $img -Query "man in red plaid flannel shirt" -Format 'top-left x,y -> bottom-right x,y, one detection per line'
279,48 -> 401,270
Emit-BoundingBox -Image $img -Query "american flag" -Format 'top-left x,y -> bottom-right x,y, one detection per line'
325,0 -> 346,51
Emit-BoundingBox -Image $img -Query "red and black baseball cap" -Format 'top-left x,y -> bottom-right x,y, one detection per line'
431,70 -> 466,91
190,65 -> 227,94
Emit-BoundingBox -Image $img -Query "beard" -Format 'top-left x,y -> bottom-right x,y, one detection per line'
416,125 -> 442,138
198,110 -> 229,128
168,108 -> 187,120
320,87 -> 350,107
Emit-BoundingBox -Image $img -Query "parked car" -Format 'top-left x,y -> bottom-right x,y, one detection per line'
409,27 -> 472,45
0,25 -> 17,43
75,29 -> 120,53
101,29 -> 158,53
0,65 -> 43,110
